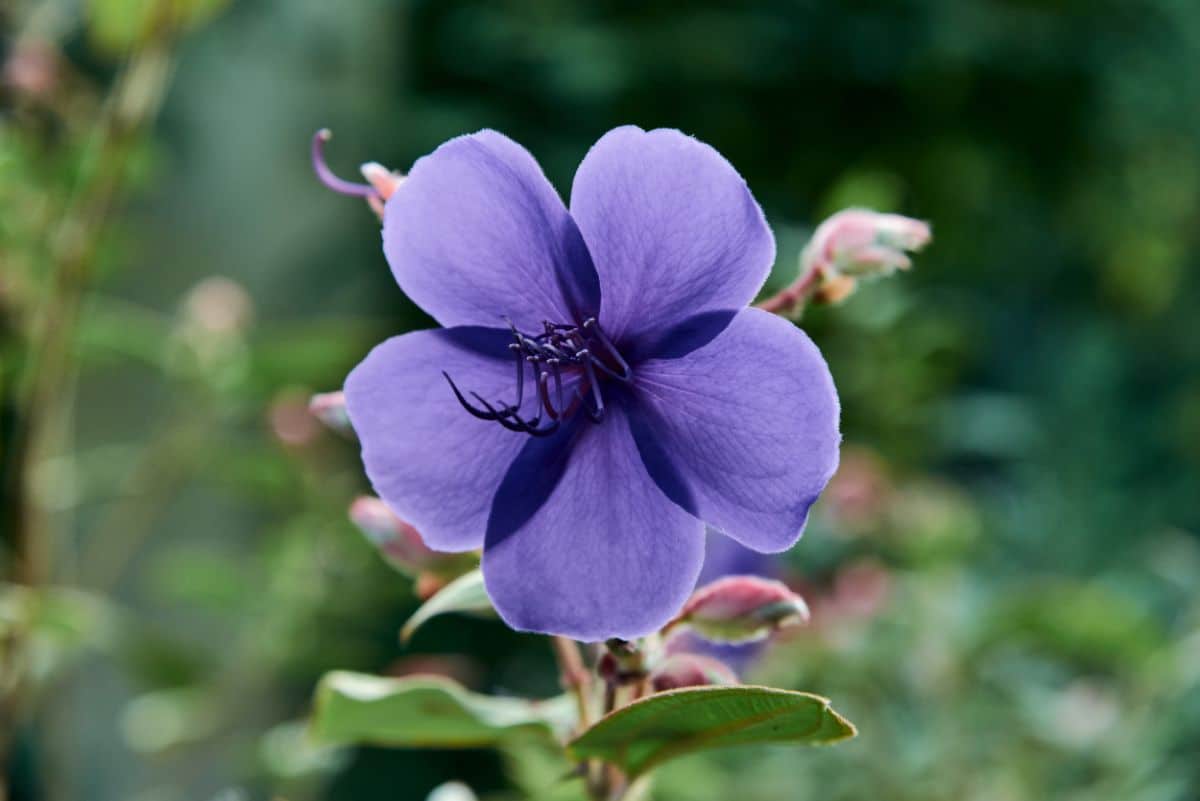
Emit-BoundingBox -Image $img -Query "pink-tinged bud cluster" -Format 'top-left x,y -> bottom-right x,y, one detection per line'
349,495 -> 441,577
309,391 -> 353,434
649,653 -> 738,692
804,209 -> 931,280
672,575 -> 810,644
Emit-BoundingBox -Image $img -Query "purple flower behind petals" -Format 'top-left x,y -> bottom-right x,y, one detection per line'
338,126 -> 841,641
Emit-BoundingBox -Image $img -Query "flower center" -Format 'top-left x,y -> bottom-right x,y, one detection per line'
444,318 -> 631,437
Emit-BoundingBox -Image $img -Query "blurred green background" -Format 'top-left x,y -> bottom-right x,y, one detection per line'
3,1 -> 1200,799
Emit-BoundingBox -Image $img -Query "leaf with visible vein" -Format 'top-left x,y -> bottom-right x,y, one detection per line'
568,685 -> 855,777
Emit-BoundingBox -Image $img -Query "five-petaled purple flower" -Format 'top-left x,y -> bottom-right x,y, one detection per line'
336,126 -> 840,641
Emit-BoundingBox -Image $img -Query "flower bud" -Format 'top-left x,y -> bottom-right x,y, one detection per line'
308,391 -> 353,435
804,209 -> 931,280
349,496 -> 439,576
650,653 -> 738,692
361,161 -> 404,200
672,575 -> 810,644
361,162 -> 405,219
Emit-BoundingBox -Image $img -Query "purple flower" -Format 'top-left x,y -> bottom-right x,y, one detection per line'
339,126 -> 840,641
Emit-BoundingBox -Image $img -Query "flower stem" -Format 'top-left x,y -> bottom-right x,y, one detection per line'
551,636 -> 592,729
754,262 -> 825,320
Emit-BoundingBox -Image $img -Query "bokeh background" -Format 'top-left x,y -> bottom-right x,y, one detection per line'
3,1 -> 1200,800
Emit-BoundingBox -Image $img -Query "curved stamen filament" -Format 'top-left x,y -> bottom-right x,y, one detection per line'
445,318 -> 628,436
582,318 -> 631,380
579,355 -> 606,423
312,129 -> 379,199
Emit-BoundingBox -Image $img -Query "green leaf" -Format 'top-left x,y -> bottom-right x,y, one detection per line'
401,569 -> 492,644
568,685 -> 856,777
311,671 -> 573,748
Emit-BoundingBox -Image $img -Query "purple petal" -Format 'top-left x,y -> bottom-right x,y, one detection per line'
343,327 -> 529,551
383,130 -> 600,331
631,308 -> 840,552
482,409 -> 705,641
569,126 -> 774,344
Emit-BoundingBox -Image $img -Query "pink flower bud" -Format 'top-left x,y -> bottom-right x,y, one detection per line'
308,391 -> 353,434
673,575 -> 810,644
360,161 -> 404,200
650,653 -> 738,692
349,495 -> 439,576
361,162 -> 405,219
804,209 -> 931,280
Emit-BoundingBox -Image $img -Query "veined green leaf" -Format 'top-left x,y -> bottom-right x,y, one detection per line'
569,685 -> 855,777
311,671 -> 573,747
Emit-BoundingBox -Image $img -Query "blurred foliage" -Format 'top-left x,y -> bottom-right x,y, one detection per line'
2,0 -> 1198,800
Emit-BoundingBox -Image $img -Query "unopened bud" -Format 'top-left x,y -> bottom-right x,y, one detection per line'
361,162 -> 405,219
672,575 -> 810,644
349,496 -> 439,576
360,162 -> 404,200
804,209 -> 931,280
309,391 -> 353,434
650,653 -> 738,692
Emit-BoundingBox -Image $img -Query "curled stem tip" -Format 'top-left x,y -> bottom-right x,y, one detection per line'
311,128 -> 378,199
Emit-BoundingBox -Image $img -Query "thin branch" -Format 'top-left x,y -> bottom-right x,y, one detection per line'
551,636 -> 592,730
754,263 -> 825,319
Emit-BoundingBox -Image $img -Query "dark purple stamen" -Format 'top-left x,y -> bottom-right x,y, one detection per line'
311,129 -> 379,200
444,318 -> 631,436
